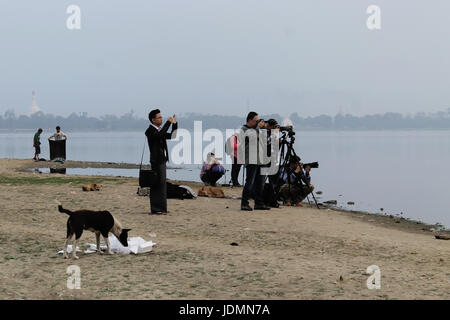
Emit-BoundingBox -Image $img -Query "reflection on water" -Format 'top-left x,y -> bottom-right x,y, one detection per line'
30,167 -> 203,182
50,168 -> 66,174
32,167 -> 140,177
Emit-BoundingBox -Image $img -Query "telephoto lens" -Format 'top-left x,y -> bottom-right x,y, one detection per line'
302,162 -> 319,169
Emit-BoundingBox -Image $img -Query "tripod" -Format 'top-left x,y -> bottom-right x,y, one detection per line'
274,131 -> 320,209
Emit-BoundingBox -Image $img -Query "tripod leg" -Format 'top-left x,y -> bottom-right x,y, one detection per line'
310,189 -> 320,209
304,185 -> 319,209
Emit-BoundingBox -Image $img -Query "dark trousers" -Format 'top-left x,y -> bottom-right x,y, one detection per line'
149,162 -> 167,213
241,165 -> 265,207
279,184 -> 314,203
201,170 -> 223,186
231,158 -> 242,186
265,174 -> 279,206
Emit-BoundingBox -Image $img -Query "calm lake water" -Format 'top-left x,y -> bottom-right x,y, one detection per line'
1,130 -> 449,228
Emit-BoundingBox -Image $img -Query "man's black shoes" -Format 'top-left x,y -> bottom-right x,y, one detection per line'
241,204 -> 271,211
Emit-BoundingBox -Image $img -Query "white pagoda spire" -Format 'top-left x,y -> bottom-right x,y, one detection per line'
30,91 -> 41,115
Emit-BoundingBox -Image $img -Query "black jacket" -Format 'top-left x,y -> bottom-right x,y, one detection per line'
145,121 -> 178,165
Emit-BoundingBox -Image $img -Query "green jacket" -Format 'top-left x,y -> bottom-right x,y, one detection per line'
33,132 -> 41,147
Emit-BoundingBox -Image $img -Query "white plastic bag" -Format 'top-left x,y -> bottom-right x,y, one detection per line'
58,236 -> 156,255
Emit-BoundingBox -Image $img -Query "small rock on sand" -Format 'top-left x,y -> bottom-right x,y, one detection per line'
324,200 -> 337,205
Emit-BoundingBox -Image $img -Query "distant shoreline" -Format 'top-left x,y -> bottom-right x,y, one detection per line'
2,108 -> 450,131
2,128 -> 450,133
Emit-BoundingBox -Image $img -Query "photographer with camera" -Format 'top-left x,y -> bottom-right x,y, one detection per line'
279,156 -> 315,207
262,119 -> 282,208
239,112 -> 271,211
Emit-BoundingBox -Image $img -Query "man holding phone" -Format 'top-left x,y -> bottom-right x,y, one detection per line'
145,109 -> 178,214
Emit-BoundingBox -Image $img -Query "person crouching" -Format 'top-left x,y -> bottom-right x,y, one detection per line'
200,152 -> 225,187
279,157 -> 314,207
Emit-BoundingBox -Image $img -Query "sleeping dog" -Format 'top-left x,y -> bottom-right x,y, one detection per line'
82,183 -> 102,192
58,204 -> 131,259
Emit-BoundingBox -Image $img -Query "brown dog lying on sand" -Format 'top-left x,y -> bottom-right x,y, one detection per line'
197,186 -> 225,198
82,183 -> 102,191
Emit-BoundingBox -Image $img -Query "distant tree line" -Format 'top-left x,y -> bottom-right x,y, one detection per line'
1,108 -> 450,131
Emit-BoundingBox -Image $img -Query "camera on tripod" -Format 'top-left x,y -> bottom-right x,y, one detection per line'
274,125 -> 320,209
286,156 -> 319,170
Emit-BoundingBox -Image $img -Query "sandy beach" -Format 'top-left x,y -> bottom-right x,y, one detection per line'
0,158 -> 448,300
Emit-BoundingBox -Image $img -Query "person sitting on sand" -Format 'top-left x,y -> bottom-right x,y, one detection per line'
48,126 -> 67,141
279,157 -> 314,206
33,128 -> 43,161
200,152 -> 225,187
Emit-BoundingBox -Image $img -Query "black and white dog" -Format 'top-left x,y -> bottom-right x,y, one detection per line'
58,204 -> 131,259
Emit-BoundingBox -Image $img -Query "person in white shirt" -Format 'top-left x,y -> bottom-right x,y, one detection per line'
48,126 -> 67,141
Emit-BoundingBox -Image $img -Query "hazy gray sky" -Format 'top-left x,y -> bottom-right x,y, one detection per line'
1,0 -> 450,118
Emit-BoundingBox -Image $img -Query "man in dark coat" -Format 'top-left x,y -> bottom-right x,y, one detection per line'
145,109 -> 178,214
